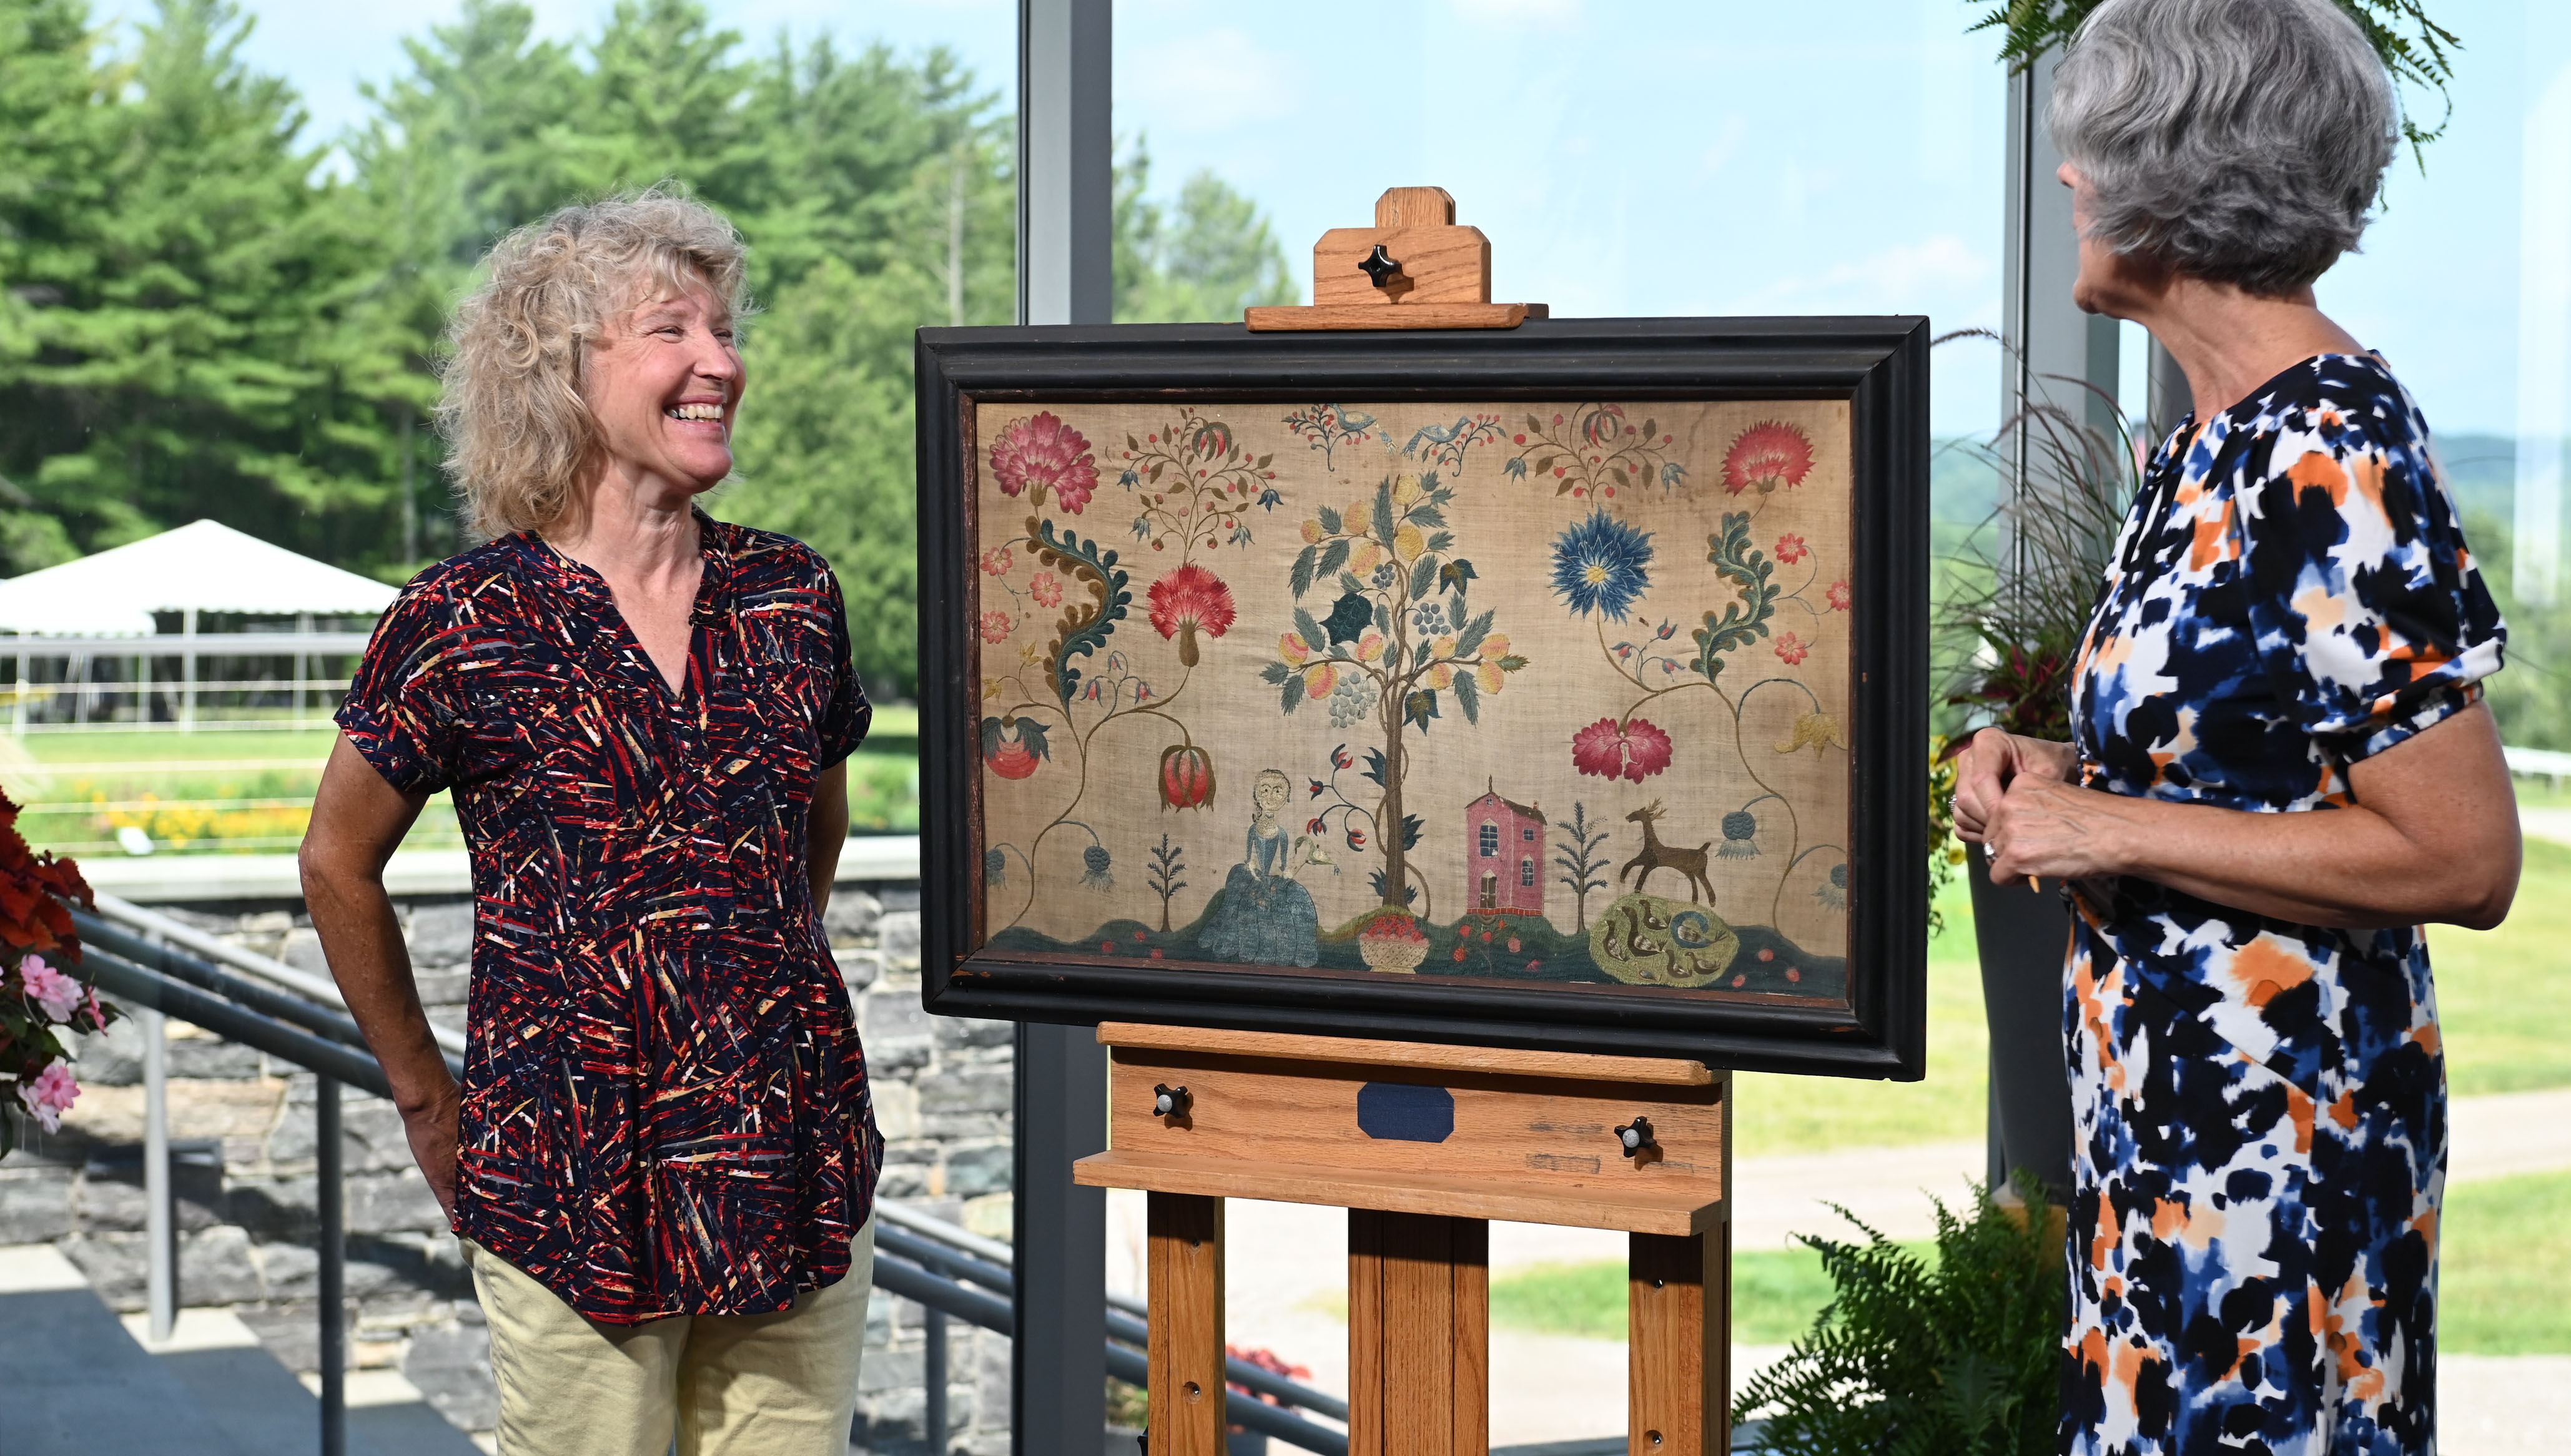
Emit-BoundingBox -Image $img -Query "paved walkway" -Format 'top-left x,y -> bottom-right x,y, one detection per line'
1138,1085 -> 2571,1450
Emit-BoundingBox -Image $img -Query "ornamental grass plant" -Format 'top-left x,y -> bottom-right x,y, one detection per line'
1734,1174 -> 2065,1456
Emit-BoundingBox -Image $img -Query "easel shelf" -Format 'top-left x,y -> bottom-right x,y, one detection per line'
1074,1148 -> 1722,1236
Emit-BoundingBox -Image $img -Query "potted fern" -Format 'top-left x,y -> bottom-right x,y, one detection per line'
1734,1176 -> 2064,1455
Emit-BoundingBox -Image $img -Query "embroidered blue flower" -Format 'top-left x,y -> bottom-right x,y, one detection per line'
984,849 -> 1007,885
1718,809 -> 1760,858
1549,512 -> 1654,621
1082,844 -> 1113,890
1814,862 -> 1847,910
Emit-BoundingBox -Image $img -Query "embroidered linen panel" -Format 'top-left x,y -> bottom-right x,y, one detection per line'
969,400 -> 1854,1000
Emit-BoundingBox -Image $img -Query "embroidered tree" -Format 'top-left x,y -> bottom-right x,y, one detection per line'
1147,834 -> 1187,932
1551,801 -> 1611,932
1262,471 -> 1529,915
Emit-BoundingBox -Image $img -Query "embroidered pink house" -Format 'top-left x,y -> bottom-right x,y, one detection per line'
1465,783 -> 1546,915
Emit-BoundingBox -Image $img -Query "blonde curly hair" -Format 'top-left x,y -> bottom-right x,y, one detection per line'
440,189 -> 751,538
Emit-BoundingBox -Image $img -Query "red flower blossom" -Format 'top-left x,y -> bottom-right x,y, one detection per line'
1031,574 -> 1063,607
1722,421 -> 1815,496
989,411 -> 1100,513
1774,533 -> 1809,564
986,739 -> 1039,779
1825,578 -> 1851,612
1774,631 -> 1810,666
979,546 -> 1014,576
1570,716 -> 1675,783
978,611 -> 1012,644
1147,563 -> 1237,667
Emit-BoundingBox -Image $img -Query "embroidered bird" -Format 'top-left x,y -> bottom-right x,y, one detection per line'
1405,416 -> 1479,459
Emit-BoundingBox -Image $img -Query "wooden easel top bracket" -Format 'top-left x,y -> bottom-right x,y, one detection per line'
1245,186 -> 1549,332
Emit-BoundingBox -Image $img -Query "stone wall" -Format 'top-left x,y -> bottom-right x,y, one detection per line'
0,880 -> 1017,1455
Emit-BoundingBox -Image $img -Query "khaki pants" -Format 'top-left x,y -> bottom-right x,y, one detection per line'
462,1222 -> 874,1456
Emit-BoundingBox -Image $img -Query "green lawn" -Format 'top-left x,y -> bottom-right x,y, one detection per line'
2425,834 -> 2571,1097
1732,882 -> 1987,1159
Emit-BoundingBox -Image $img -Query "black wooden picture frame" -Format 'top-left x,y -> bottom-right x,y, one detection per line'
915,318 -> 1929,1078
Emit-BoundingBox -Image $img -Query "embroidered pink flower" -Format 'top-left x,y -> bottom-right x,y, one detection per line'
1774,533 -> 1809,564
1825,578 -> 1851,612
1774,632 -> 1810,666
1030,574 -> 1063,607
1570,716 -> 1675,783
989,411 -> 1100,513
978,611 -> 1014,645
1146,563 -> 1237,667
979,546 -> 1014,577
1722,421 -> 1815,496
17,955 -> 79,1024
18,1061 -> 76,1133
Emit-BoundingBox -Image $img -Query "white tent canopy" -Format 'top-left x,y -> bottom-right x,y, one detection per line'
0,519 -> 398,637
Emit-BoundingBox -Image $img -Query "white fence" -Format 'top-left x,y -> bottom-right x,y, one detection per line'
2,631 -> 374,732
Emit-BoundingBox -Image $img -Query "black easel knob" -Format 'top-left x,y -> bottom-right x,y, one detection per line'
1152,1083 -> 1192,1119
1358,244 -> 1404,288
1614,1116 -> 1656,1159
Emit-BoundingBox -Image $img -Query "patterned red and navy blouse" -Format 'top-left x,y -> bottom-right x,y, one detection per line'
338,513 -> 881,1323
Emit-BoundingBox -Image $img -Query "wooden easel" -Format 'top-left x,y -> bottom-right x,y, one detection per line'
1080,192 -> 1724,1452
1074,1023 -> 1731,1455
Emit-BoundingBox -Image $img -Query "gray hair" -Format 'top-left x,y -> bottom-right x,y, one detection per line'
440,189 -> 751,538
2049,0 -> 2396,296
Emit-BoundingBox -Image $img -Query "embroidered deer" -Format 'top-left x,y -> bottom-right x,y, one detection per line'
1622,801 -> 1715,904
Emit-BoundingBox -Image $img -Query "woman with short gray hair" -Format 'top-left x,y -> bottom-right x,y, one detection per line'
1953,0 -> 2517,1449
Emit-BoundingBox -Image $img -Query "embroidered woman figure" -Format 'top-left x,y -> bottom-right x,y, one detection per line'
1197,769 -> 1323,966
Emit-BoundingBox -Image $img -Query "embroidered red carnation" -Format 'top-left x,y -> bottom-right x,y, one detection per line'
1774,631 -> 1810,666
978,611 -> 1012,645
1147,563 -> 1236,667
1774,533 -> 1809,564
989,411 -> 1100,513
980,546 -> 1014,576
1570,716 -> 1674,783
1722,421 -> 1815,496
1825,578 -> 1850,612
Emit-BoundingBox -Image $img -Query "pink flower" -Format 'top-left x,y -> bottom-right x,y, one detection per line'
978,611 -> 1013,645
979,546 -> 1015,577
1031,574 -> 1063,607
1146,563 -> 1238,667
18,955 -> 79,1024
1774,632 -> 1810,666
1825,578 -> 1851,612
1774,533 -> 1809,564
989,411 -> 1100,513
19,1061 -> 77,1133
1570,716 -> 1675,783
1721,421 -> 1815,496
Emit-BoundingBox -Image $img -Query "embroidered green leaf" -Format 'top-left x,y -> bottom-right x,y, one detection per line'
1317,538 -> 1351,581
1290,545 -> 1320,599
1295,607 -> 1327,650
1408,557 -> 1438,602
1452,669 -> 1481,724
1371,484 -> 1398,551
1317,504 -> 1343,534
1404,690 -> 1440,730
1032,520 -> 1132,706
1456,608 -> 1495,659
1691,512 -> 1779,682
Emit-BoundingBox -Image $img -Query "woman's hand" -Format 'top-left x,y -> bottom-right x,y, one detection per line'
1982,773 -> 2138,885
1953,729 -> 2079,849
400,1081 -> 463,1224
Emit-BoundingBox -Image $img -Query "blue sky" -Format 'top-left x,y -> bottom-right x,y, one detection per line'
109,0 -> 2564,437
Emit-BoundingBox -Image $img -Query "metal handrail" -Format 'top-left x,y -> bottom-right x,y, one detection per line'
86,891 -> 468,1060
69,916 -> 1353,1452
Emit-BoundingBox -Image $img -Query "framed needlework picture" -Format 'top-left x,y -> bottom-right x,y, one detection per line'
915,318 -> 1927,1076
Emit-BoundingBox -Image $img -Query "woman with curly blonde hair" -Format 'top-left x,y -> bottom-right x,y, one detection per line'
300,190 -> 881,1456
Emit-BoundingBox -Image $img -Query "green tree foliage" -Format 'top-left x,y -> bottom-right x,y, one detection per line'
1114,140 -> 1301,324
0,0 -> 1296,698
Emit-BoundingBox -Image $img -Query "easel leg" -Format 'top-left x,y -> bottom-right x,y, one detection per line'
1147,1192 -> 1225,1456
1348,1210 -> 1489,1456
1629,1223 -> 1729,1456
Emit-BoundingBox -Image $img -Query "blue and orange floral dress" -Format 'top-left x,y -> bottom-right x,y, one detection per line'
338,514 -> 882,1324
2061,353 -> 2505,1454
